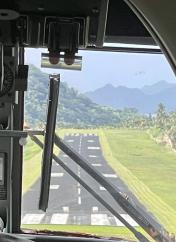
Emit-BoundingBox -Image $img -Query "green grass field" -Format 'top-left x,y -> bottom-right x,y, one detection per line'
22,128 -> 176,236
99,129 -> 176,233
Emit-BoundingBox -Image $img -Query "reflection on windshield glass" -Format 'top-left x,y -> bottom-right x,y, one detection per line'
22,49 -> 176,241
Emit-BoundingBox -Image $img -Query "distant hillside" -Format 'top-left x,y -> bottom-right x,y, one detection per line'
25,66 -> 121,127
85,82 -> 176,113
142,80 -> 176,95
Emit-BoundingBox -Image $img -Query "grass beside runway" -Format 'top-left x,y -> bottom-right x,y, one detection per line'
23,138 -> 42,194
21,224 -> 151,241
22,136 -> 59,194
99,129 -> 176,233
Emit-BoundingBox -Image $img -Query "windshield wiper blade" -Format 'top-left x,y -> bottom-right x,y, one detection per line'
30,135 -> 149,242
54,134 -> 173,242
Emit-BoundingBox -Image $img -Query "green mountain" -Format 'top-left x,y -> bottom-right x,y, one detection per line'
25,65 -> 121,128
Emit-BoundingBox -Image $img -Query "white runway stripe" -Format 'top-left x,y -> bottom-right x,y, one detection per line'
91,214 -> 110,225
92,163 -> 102,167
92,207 -> 99,212
103,174 -> 117,178
51,173 -> 64,177
62,207 -> 69,212
78,196 -> 81,205
50,185 -> 60,190
50,213 -> 69,224
67,140 -> 74,142
114,214 -> 138,226
89,155 -> 97,158
21,213 -> 139,226
88,140 -> 94,143
100,186 -> 106,191
21,214 -> 45,224
78,188 -> 81,195
88,147 -> 100,150
62,154 -> 68,157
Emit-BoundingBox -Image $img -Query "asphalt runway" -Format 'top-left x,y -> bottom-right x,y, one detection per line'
22,133 -> 139,226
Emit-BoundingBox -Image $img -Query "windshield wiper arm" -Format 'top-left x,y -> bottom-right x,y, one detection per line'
30,135 -> 149,242
54,134 -> 173,242
39,74 -> 60,211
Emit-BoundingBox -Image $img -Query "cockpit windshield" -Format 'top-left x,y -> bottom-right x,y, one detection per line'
21,47 -> 176,241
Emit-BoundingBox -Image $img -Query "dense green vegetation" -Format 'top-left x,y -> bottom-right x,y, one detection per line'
25,65 -> 151,129
25,66 -> 123,128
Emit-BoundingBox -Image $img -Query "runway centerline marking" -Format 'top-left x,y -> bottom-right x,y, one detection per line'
78,196 -> 81,205
51,173 -> 64,177
89,155 -> 98,158
50,185 -> 60,190
103,174 -> 117,178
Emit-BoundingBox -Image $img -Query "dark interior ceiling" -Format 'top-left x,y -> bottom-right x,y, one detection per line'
106,0 -> 150,37
0,0 -> 155,46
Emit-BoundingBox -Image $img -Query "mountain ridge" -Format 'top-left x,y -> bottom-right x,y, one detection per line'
85,81 -> 176,113
25,65 -> 122,127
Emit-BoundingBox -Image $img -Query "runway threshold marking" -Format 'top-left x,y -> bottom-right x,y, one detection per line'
91,214 -> 110,225
21,214 -> 45,224
50,214 -> 69,224
114,214 -> 138,226
63,206 -> 69,212
21,213 -> 139,226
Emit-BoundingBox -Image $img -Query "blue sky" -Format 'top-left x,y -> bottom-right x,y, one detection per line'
25,48 -> 176,92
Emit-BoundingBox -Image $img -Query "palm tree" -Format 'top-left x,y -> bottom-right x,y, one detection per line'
156,103 -> 167,130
